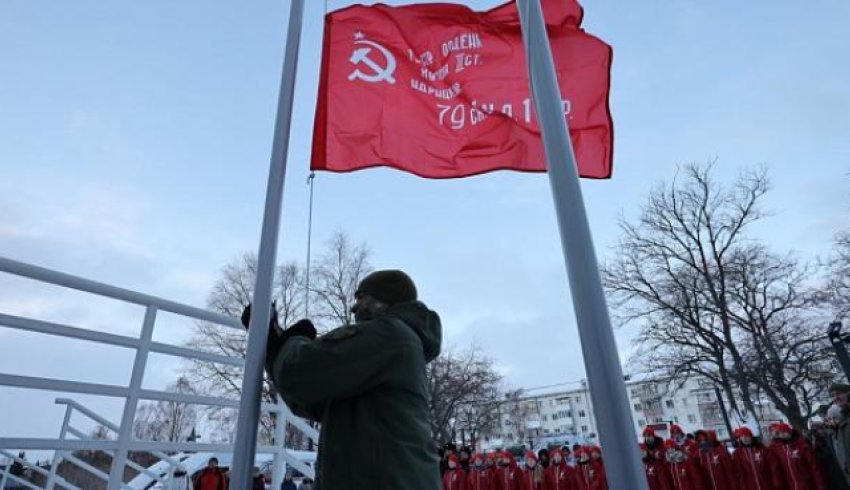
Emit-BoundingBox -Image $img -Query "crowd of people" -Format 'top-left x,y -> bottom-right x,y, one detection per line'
439,383 -> 850,490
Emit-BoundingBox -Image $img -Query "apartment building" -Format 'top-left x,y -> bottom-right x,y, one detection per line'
477,376 -> 786,450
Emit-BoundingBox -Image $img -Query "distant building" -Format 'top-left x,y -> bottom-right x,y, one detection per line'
476,376 -> 787,451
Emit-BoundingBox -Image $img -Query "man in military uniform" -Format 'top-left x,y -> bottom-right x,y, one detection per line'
242,270 -> 442,489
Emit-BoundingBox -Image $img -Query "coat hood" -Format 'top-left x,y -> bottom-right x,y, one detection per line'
381,301 -> 442,362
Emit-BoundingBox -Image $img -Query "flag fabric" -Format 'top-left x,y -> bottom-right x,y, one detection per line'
311,0 -> 613,179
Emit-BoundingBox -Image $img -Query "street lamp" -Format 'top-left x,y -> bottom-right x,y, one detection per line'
828,321 -> 850,382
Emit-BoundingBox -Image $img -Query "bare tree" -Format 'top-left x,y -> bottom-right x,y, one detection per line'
132,376 -> 198,443
309,231 -> 372,329
825,232 -> 850,319
603,162 -> 836,429
184,253 -> 304,443
426,345 -> 503,447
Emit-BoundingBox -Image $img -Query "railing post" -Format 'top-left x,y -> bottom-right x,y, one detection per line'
272,406 -> 286,489
107,306 -> 157,490
0,454 -> 9,490
46,404 -> 74,489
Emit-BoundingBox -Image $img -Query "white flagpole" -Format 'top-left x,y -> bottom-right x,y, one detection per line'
516,1 -> 647,488
230,0 -> 306,488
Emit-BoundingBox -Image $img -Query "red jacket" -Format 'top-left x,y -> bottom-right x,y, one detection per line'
698,446 -> 738,490
193,468 -> 227,490
732,445 -> 781,490
667,460 -> 706,490
444,467 -> 469,490
644,458 -> 674,490
770,439 -> 826,490
519,467 -> 544,490
468,467 -> 493,490
495,465 -> 523,490
572,462 -> 607,490
543,462 -> 575,490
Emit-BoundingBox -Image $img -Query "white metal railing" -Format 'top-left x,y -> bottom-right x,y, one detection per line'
0,256 -> 319,490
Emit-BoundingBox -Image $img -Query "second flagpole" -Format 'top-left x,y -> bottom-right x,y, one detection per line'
516,0 -> 648,488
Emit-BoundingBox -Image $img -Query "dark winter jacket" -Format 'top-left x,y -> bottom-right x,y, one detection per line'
816,429 -> 850,490
830,415 -> 850,485
272,301 -> 442,490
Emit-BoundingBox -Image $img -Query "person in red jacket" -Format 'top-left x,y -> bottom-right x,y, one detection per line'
695,430 -> 738,490
468,453 -> 493,490
769,422 -> 827,490
587,446 -> 608,490
643,427 -> 666,461
665,439 -> 706,490
193,457 -> 227,490
572,447 -> 605,490
485,452 -> 498,473
519,451 -> 543,490
641,443 -> 674,490
495,451 -> 522,490
444,454 -> 469,490
671,425 -> 698,459
731,427 -> 781,490
544,447 -> 574,490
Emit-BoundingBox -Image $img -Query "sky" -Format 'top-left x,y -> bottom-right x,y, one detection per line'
1,0 -> 849,448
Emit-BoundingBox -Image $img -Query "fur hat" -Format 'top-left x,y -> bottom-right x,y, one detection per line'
356,270 -> 417,305
669,424 -> 684,435
828,404 -> 844,422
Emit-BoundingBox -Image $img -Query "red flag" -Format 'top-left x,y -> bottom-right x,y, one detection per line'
311,0 -> 613,179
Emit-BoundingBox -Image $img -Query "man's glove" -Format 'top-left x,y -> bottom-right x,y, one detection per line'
240,305 -> 316,375
281,319 -> 317,343
240,302 -> 285,373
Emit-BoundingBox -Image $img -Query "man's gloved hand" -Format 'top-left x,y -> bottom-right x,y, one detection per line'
240,302 -> 285,372
240,305 -> 316,374
281,319 -> 317,342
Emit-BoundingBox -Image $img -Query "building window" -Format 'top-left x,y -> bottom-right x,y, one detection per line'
566,410 -> 572,418
638,419 -> 645,427
543,415 -> 548,421
579,410 -> 586,418
688,414 -> 697,424
552,414 -> 558,421
665,400 -> 674,409
581,425 -> 588,432
575,397 -> 581,403
673,416 -> 679,423
634,403 -> 642,411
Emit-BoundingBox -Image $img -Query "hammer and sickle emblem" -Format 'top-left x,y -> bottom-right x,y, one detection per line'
348,39 -> 397,84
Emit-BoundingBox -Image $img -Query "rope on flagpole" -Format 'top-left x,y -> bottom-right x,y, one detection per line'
305,172 -> 316,317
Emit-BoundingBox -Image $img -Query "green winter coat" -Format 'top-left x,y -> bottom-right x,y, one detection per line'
270,301 -> 442,490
